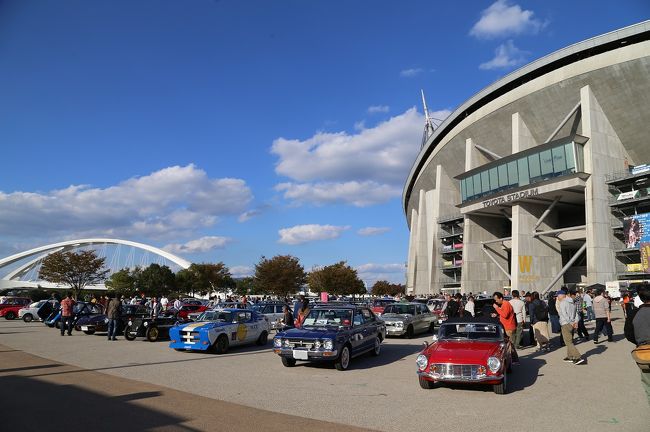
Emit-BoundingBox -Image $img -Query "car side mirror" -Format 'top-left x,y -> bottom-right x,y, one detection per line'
423,341 -> 430,349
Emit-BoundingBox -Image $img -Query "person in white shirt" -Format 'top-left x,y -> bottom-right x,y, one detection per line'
464,296 -> 475,317
173,298 -> 182,310
509,290 -> 527,349
160,296 -> 169,310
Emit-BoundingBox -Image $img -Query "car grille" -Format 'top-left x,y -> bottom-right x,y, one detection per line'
284,339 -> 316,350
384,322 -> 400,327
430,364 -> 484,380
182,330 -> 199,344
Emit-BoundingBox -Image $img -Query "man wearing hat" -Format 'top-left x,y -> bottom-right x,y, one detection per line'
557,289 -> 585,365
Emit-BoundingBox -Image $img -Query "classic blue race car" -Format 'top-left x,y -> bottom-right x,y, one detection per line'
169,308 -> 270,354
273,304 -> 386,371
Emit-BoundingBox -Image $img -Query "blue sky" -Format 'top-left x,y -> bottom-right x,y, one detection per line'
0,1 -> 648,285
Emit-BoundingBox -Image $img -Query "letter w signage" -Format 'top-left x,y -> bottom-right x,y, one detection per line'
518,255 -> 533,273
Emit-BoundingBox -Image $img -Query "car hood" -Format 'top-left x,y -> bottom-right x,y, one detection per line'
381,313 -> 413,322
424,340 -> 503,364
277,327 -> 340,339
172,321 -> 231,332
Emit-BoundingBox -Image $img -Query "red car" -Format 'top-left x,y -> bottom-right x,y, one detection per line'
416,317 -> 513,394
0,297 -> 31,320
371,299 -> 396,316
176,304 -> 208,319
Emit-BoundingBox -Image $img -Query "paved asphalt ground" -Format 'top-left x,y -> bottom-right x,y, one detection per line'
1,306 -> 648,432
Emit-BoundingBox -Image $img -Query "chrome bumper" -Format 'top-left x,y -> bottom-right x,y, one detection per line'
386,327 -> 406,335
417,370 -> 504,383
274,348 -> 338,359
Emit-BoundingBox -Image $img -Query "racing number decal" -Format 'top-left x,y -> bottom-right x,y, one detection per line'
236,323 -> 248,341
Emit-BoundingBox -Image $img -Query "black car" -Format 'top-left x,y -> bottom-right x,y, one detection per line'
75,304 -> 149,335
273,304 -> 386,371
124,314 -> 188,342
55,302 -> 103,329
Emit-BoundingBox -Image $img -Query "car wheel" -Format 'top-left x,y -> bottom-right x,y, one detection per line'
23,314 -> 33,322
256,331 -> 268,346
213,334 -> 229,354
146,326 -> 159,342
419,376 -> 436,389
493,374 -> 507,395
124,325 -> 136,341
5,311 -> 16,320
406,325 -> 414,339
335,345 -> 351,371
371,337 -> 381,356
83,330 -> 95,335
281,357 -> 296,367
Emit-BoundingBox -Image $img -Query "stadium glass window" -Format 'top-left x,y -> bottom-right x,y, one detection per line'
540,149 -> 553,176
498,164 -> 508,188
489,167 -> 499,193
465,177 -> 474,198
473,174 -> 481,198
552,145 -> 567,174
461,179 -> 467,201
481,170 -> 490,193
507,161 -> 518,186
565,143 -> 576,171
517,158 -> 530,186
528,153 -> 541,182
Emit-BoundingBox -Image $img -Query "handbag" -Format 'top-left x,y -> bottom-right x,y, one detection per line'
631,344 -> 650,371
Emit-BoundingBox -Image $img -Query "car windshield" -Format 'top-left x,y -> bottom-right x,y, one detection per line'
302,309 -> 353,327
372,300 -> 394,307
383,304 -> 416,315
198,311 -> 233,322
438,322 -> 503,341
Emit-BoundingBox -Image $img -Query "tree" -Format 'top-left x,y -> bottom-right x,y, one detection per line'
308,261 -> 366,296
254,255 -> 306,297
176,263 -> 233,297
105,267 -> 141,297
234,277 -> 255,296
371,280 -> 405,297
138,264 -> 176,297
39,250 -> 109,299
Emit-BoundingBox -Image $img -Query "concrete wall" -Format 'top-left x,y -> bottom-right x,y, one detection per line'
461,215 -> 510,294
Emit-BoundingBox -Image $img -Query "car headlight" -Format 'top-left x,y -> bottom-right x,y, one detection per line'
416,354 -> 428,371
273,338 -> 282,348
282,339 -> 290,347
143,321 -> 148,327
487,357 -> 501,373
313,340 -> 322,350
323,339 -> 334,350
395,322 -> 403,327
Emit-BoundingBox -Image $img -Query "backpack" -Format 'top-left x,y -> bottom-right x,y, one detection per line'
534,301 -> 549,321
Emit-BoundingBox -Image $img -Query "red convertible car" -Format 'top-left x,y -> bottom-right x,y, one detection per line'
416,317 -> 513,394
0,297 -> 32,320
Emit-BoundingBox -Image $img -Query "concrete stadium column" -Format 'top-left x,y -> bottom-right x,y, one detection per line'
510,112 -> 563,293
461,215 -> 510,295
465,138 -> 489,171
511,202 -> 563,293
581,85 -> 628,285
414,190 -> 430,295
430,165 -> 458,294
406,207 -> 418,295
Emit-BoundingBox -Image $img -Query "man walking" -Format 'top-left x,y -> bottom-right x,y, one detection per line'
558,289 -> 584,364
509,290 -> 526,349
59,292 -> 76,336
584,290 -> 594,321
530,292 -> 551,351
593,288 -> 614,343
105,294 -> 121,341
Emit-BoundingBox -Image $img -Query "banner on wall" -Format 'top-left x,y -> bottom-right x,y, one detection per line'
624,213 -> 650,273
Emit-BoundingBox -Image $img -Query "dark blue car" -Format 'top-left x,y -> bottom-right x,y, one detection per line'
273,304 -> 386,371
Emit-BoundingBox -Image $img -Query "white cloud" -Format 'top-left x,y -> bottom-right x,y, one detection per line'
357,227 -> 391,236
271,108 -> 450,207
355,263 -> 405,285
163,236 -> 231,255
400,68 -> 424,77
278,224 -> 350,245
479,40 -> 528,70
238,209 -> 261,223
276,181 -> 400,207
230,265 -> 253,278
0,164 -> 252,240
470,0 -> 544,39
367,105 -> 390,114
271,109 -> 451,207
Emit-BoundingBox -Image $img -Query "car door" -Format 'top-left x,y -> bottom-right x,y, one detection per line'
350,310 -> 367,355
419,304 -> 433,331
360,308 -> 379,348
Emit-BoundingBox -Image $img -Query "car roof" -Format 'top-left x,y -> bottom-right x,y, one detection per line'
312,303 -> 359,309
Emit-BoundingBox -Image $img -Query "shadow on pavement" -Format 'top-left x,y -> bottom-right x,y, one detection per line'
508,357 -> 546,392
0,363 -> 63,373
0,375 -> 199,432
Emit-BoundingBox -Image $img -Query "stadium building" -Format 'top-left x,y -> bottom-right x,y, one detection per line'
404,21 -> 650,296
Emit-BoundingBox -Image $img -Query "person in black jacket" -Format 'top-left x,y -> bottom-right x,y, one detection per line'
624,285 -> 650,405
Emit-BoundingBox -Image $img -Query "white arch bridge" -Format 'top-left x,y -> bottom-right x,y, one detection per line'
0,238 -> 191,291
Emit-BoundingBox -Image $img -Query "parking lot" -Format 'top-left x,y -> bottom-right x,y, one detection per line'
1,309 -> 648,432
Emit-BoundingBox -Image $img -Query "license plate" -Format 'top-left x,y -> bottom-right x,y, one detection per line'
81,326 -> 88,331
293,349 -> 309,360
